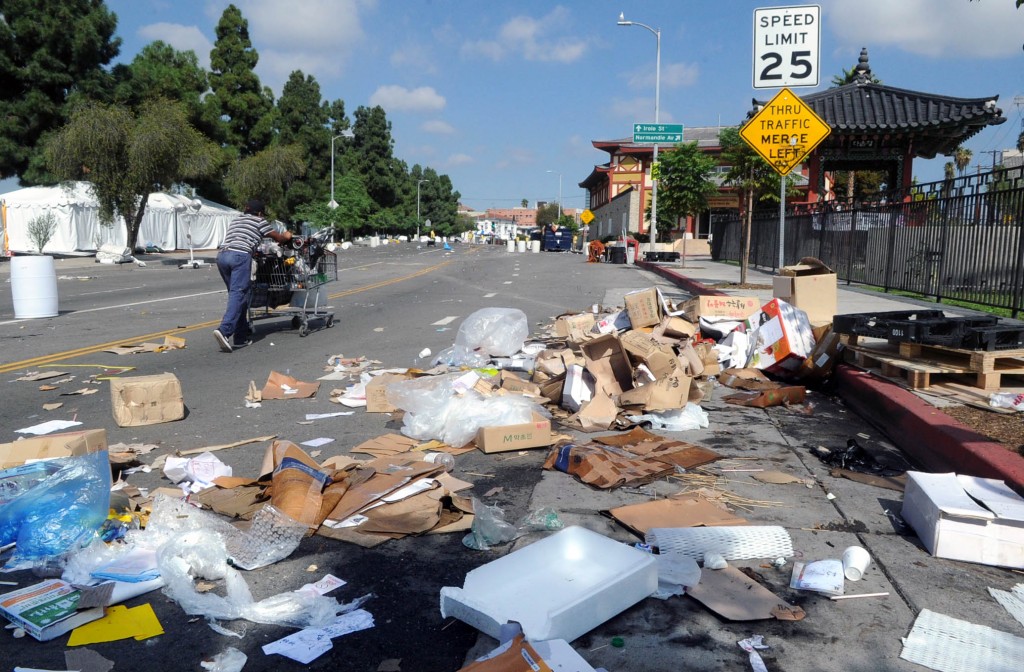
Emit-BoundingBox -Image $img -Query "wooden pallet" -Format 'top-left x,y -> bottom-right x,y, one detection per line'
840,338 -> 1024,391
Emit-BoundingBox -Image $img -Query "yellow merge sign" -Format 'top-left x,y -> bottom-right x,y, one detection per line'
580,209 -> 594,225
740,87 -> 830,176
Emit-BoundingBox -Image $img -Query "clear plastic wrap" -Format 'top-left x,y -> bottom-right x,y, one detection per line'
626,403 -> 709,432
462,498 -> 520,550
200,647 -> 248,672
0,449 -> 111,571
455,307 -> 529,358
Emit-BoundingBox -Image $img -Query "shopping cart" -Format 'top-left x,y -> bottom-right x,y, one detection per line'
247,227 -> 338,337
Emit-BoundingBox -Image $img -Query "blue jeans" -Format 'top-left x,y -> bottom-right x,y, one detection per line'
217,250 -> 252,344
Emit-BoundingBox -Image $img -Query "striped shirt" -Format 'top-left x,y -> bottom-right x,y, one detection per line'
220,213 -> 273,254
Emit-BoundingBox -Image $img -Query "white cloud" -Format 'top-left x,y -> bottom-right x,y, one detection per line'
137,23 -> 215,68
626,62 -> 700,90
495,148 -> 535,170
370,85 -> 446,112
460,7 -> 588,63
422,120 -> 455,135
221,0 -> 373,91
447,153 -> 474,167
828,0 -> 1022,58
391,44 -> 438,75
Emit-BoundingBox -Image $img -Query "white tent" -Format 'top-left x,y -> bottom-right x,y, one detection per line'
0,182 -> 238,255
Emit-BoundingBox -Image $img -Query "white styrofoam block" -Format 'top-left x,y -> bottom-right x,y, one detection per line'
440,526 -> 657,642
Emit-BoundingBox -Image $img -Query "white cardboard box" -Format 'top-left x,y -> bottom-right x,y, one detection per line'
901,471 -> 1024,569
440,526 -> 657,642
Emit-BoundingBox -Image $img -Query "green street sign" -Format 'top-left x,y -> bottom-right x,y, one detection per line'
633,123 -> 683,144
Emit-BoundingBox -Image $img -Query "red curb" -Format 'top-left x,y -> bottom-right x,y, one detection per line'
835,364 -> 1024,492
634,260 -> 728,297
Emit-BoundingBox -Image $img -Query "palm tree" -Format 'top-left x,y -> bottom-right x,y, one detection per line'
944,162 -> 955,181
954,146 -> 973,177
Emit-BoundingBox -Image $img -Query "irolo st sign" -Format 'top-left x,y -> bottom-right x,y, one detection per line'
752,5 -> 820,89
740,87 -> 830,176
633,123 -> 683,144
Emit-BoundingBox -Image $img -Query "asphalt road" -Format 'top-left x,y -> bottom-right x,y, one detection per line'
2,244 -> 1022,672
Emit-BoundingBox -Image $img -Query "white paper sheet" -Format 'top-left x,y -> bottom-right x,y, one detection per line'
262,610 -> 374,663
14,419 -> 82,435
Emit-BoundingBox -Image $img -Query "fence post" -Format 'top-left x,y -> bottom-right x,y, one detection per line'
882,205 -> 897,294
845,206 -> 856,286
934,196 -> 952,304
1011,194 -> 1024,319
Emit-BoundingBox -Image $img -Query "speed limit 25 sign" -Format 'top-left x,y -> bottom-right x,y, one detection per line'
753,5 -> 820,89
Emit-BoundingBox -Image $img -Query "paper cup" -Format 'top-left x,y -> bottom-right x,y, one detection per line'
842,546 -> 871,581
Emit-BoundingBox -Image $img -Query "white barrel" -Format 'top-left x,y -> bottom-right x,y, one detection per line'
516,240 -> 526,253
10,255 -> 58,319
531,240 -> 541,253
369,236 -> 380,248
506,240 -> 515,252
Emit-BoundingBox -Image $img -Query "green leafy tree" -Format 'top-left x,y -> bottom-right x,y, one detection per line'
45,99 -> 220,251
294,174 -> 371,241
721,127 -> 779,283
223,144 -> 307,221
208,4 -> 275,158
0,0 -> 121,183
655,141 -> 718,248
536,202 -> 560,227
275,70 -> 332,221
419,172 -> 461,234
520,198 -> 529,208
346,105 -> 401,209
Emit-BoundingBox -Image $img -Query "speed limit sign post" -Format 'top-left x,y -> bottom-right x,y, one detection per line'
753,5 -> 820,89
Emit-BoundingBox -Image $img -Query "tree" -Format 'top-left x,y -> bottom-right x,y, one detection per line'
294,174 -> 372,241
275,70 -> 331,221
536,202 -> 560,226
720,127 -> 778,283
207,4 -> 274,158
954,146 -> 973,176
223,144 -> 307,221
944,162 -> 956,181
346,106 -> 401,209
0,0 -> 121,183
655,141 -> 718,261
521,198 -> 529,208
46,99 -> 220,251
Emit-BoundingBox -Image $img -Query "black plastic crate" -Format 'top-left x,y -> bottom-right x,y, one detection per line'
832,310 -> 946,338
962,325 -> 1024,352
886,316 -> 1000,347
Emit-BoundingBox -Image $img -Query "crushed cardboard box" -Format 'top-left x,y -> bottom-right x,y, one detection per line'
110,373 -> 184,427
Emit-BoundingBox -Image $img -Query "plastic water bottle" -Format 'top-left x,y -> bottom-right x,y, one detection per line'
423,452 -> 455,471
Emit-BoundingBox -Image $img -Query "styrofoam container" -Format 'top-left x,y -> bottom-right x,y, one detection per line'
440,526 -> 657,642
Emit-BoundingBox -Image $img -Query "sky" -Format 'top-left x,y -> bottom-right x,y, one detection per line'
5,0 -> 1024,211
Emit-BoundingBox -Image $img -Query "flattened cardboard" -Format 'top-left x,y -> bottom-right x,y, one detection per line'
619,330 -> 680,379
648,443 -> 723,470
270,440 -> 333,526
476,413 -> 553,453
623,287 -> 661,328
605,495 -> 747,536
686,566 -> 805,621
579,334 -> 634,396
0,429 -> 107,470
351,433 -> 418,457
365,373 -> 411,413
723,386 -> 806,408
323,458 -> 443,524
592,427 -> 662,447
682,295 -> 760,320
261,371 -> 320,400
110,373 -> 184,427
575,391 -> 619,432
719,368 -> 780,391
554,313 -> 596,342
499,371 -> 542,397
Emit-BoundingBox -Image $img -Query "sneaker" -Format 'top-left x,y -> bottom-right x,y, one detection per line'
213,329 -> 232,353
234,338 -> 253,348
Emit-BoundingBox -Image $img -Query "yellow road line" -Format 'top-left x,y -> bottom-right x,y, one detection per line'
0,258 -> 455,374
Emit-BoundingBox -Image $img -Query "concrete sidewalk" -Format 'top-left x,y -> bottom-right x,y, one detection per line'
638,256 -> 1024,491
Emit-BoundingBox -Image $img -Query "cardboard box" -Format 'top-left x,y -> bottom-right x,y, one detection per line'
618,374 -> 691,412
562,364 -> 594,412
476,413 -> 553,453
594,310 -> 632,335
748,299 -> 815,374
682,295 -> 760,320
579,334 -> 634,396
692,342 -> 722,376
795,331 -> 843,380
0,579 -> 104,641
722,386 -> 806,408
499,370 -> 542,397
0,429 -> 107,471
365,373 -> 412,413
619,330 -> 680,379
660,316 -> 697,339
773,257 -> 838,324
110,373 -> 184,427
623,288 -> 661,328
554,313 -> 596,342
901,471 -> 1024,569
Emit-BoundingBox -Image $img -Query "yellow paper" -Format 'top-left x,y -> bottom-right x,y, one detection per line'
67,603 -> 164,646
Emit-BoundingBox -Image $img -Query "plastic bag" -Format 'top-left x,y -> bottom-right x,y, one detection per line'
518,507 -> 564,532
387,374 -> 545,447
201,647 -> 248,672
463,498 -> 519,550
446,307 -> 529,365
990,392 -> 1024,411
0,449 -> 111,572
626,403 -> 709,432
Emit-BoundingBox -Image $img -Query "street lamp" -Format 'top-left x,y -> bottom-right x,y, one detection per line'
416,179 -> 430,240
618,12 -> 660,260
329,129 -> 355,210
546,170 -> 562,227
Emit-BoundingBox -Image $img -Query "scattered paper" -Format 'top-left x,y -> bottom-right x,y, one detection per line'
305,412 -> 354,420
42,403 -> 63,411
14,419 -> 82,435
67,603 -> 164,645
296,574 -> 346,596
302,437 -> 336,448
262,609 -> 374,664
16,371 -> 68,381
61,387 -> 99,396
790,559 -> 844,596
163,452 -> 232,492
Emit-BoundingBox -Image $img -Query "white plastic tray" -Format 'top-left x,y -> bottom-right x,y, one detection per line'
440,526 -> 657,642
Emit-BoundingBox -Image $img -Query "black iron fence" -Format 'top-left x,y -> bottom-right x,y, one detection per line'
711,165 -> 1024,317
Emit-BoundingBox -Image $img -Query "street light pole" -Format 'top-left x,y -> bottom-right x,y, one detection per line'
546,170 -> 562,226
618,13 -> 660,260
416,179 -> 430,240
329,129 -> 355,210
